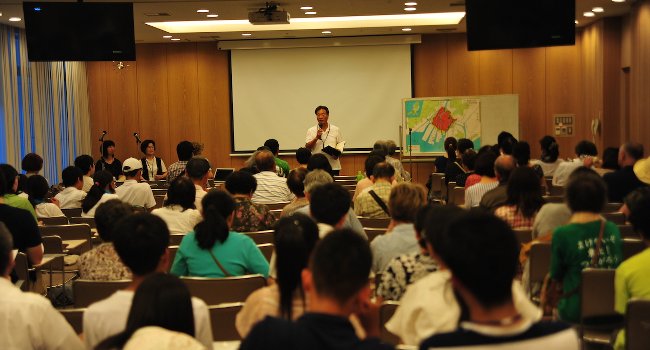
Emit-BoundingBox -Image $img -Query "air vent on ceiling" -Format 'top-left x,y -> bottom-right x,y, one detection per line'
145,12 -> 171,17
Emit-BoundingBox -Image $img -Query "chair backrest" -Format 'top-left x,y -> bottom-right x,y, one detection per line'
209,303 -> 244,341
549,185 -> 565,196
181,274 -> 266,305
73,279 -> 131,308
244,230 -> 274,245
68,216 -> 96,229
341,184 -> 356,191
380,301 -> 401,345
580,268 -> 615,319
542,195 -> 564,204
544,177 -> 553,193
147,180 -> 168,189
333,175 -> 356,181
151,188 -> 167,196
514,229 -> 533,245
359,217 -> 390,229
446,181 -> 456,202
256,243 -> 274,263
602,202 -> 623,213
623,239 -> 647,261
364,227 -> 387,243
153,195 -> 165,209
430,173 -> 444,193
59,308 -> 85,334
602,212 -> 626,225
334,179 -> 357,186
265,202 -> 290,211
61,208 -> 82,218
270,209 -> 282,219
528,242 -> 552,287
626,299 -> 650,350
618,224 -> 640,239
39,224 -> 92,254
449,186 -> 465,206
440,176 -> 448,201
13,252 -> 31,292
39,216 -> 69,226
169,234 -> 186,246
168,245 -> 179,272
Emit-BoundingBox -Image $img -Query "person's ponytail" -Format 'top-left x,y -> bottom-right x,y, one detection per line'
82,170 -> 114,214
194,190 -> 234,250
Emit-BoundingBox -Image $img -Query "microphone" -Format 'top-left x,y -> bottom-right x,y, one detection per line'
133,132 -> 141,144
99,130 -> 107,142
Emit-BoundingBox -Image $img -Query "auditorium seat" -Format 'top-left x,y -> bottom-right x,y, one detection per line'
39,216 -> 69,226
12,252 -> 31,292
358,217 -> 390,229
244,230 -> 274,245
265,202 -> 289,211
428,173 -> 444,200
153,195 -> 165,209
618,224 -> 639,239
59,308 -> 85,334
448,186 -> 465,206
181,274 -> 266,305
380,301 -> 401,345
602,202 -> 623,213
364,227 -> 387,243
334,179 -> 357,186
209,303 -> 244,341
61,208 -> 82,218
623,238 -> 646,261
602,212 -> 626,225
513,229 -> 533,245
73,279 -> 131,308
625,299 -> 650,350
580,269 -> 621,346
528,242 -> 551,301
169,234 -> 185,246
168,245 -> 179,273
40,224 -> 93,254
256,243 -> 274,263
69,216 -> 96,229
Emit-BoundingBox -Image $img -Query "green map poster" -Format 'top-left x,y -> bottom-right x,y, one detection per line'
403,98 -> 481,154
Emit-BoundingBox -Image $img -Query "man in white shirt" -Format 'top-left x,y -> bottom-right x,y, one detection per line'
74,154 -> 95,192
185,157 -> 210,211
83,214 -> 213,349
0,222 -> 84,350
54,166 -> 87,209
305,105 -> 344,175
115,158 -> 156,209
252,150 -> 294,204
552,140 -> 598,187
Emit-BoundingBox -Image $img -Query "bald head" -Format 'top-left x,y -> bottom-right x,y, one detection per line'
494,155 -> 516,183
255,150 -> 276,172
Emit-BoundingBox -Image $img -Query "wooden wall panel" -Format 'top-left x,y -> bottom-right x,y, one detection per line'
628,0 -> 650,152
478,49 -> 513,95
513,48 -> 546,157
446,34 -> 480,96
413,34 -> 448,97
87,62 -> 110,160
167,43 -> 201,146
580,24 -> 604,153
105,61 -> 140,161
601,18 -> 622,149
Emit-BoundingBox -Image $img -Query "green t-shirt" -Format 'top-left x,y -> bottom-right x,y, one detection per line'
3,194 -> 38,221
614,248 -> 650,350
550,220 -> 623,323
274,157 -> 290,178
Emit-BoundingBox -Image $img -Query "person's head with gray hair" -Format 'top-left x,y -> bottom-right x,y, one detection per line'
303,169 -> 333,195
0,223 -> 14,277
255,150 -> 276,172
372,140 -> 388,158
385,140 -> 398,157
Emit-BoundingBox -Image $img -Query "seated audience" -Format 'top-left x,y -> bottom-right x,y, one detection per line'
552,140 -> 598,186
21,153 -> 43,177
74,154 -> 95,192
79,200 -> 132,280
0,171 -> 42,266
225,171 -> 277,232
83,213 -> 213,348
419,211 -> 579,350
151,177 -> 201,235
386,206 -> 540,345
464,151 -> 499,207
139,139 -> 168,181
479,155 -> 516,212
371,182 -> 427,273
354,162 -> 395,219
385,140 -> 408,182
550,167 -> 623,323
240,230 -> 393,350
170,190 -> 269,278
433,137 -> 457,173
96,273 -> 203,350
309,183 -> 352,237
376,205 -> 438,301
264,138 -> 290,177
0,164 -> 37,219
252,150 -> 294,204
115,158 -> 156,209
531,136 -> 563,176
295,147 -> 311,169
185,157 -> 210,211
455,149 -> 478,187
353,152 -> 386,201
513,141 -> 544,177
598,147 -> 621,175
306,153 -> 333,175
603,142 -> 645,203
166,141 -> 194,183
498,131 -> 518,155
634,154 -> 650,186
445,138 -> 473,186
95,140 -> 123,180
614,187 -> 650,350
0,223 -> 83,349
54,165 -> 87,209
281,168 -> 309,217
532,203 -> 572,240
25,175 -> 65,218
81,170 -> 119,217
236,214 -> 319,337
495,167 -> 545,230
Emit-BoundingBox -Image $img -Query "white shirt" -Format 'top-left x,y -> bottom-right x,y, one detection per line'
252,171 -> 294,204
151,205 -> 202,235
124,326 -> 204,350
305,124 -> 343,170
83,290 -> 213,349
82,176 -> 94,192
552,159 -> 583,187
35,202 -> 65,218
386,270 -> 541,345
0,277 -> 84,350
530,159 -> 564,177
144,158 -> 167,180
81,193 -> 120,217
54,186 -> 87,209
115,179 -> 156,208
194,184 -> 207,211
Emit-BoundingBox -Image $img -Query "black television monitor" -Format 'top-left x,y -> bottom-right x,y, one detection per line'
465,0 -> 575,51
23,2 -> 135,61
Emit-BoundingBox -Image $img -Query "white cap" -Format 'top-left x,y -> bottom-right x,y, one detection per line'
122,157 -> 143,172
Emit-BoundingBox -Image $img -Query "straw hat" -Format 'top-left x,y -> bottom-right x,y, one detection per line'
633,157 -> 650,185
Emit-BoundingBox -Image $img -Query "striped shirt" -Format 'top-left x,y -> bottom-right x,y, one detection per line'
252,171 -> 294,204
464,181 -> 499,208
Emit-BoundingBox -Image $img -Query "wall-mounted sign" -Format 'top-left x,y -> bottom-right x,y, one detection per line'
553,114 -> 574,137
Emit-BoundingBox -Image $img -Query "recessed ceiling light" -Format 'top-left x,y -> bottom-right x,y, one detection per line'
305,11 -> 317,15
404,7 -> 417,11
574,20 -> 579,24
163,35 -> 172,38
321,30 -> 331,34
583,11 -> 595,17
405,2 -> 418,5
402,27 -> 412,31
8,17 -> 21,22
171,38 -> 181,41
206,14 -> 219,18
242,33 -> 252,36
592,7 -> 604,12
300,6 -> 313,10
196,9 -> 209,13
611,0 -> 625,2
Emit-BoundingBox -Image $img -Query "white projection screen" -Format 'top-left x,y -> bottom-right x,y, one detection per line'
230,45 -> 412,153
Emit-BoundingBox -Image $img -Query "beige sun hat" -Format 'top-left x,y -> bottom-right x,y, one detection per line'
633,157 -> 650,185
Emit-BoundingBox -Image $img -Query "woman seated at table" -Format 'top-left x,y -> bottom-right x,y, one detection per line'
170,190 -> 269,278
140,139 -> 168,181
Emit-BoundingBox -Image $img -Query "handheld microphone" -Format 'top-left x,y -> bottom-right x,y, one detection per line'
99,130 -> 107,142
133,132 -> 141,144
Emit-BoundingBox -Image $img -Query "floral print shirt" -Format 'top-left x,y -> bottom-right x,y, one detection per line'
376,251 -> 437,301
78,243 -> 131,280
231,197 -> 278,233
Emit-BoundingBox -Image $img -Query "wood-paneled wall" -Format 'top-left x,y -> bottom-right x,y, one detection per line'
87,20 -> 635,185
627,0 -> 650,153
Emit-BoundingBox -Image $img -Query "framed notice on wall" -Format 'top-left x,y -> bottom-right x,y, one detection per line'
553,114 -> 574,137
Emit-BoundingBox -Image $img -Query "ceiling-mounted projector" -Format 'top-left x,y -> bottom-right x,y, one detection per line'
249,2 -> 290,24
